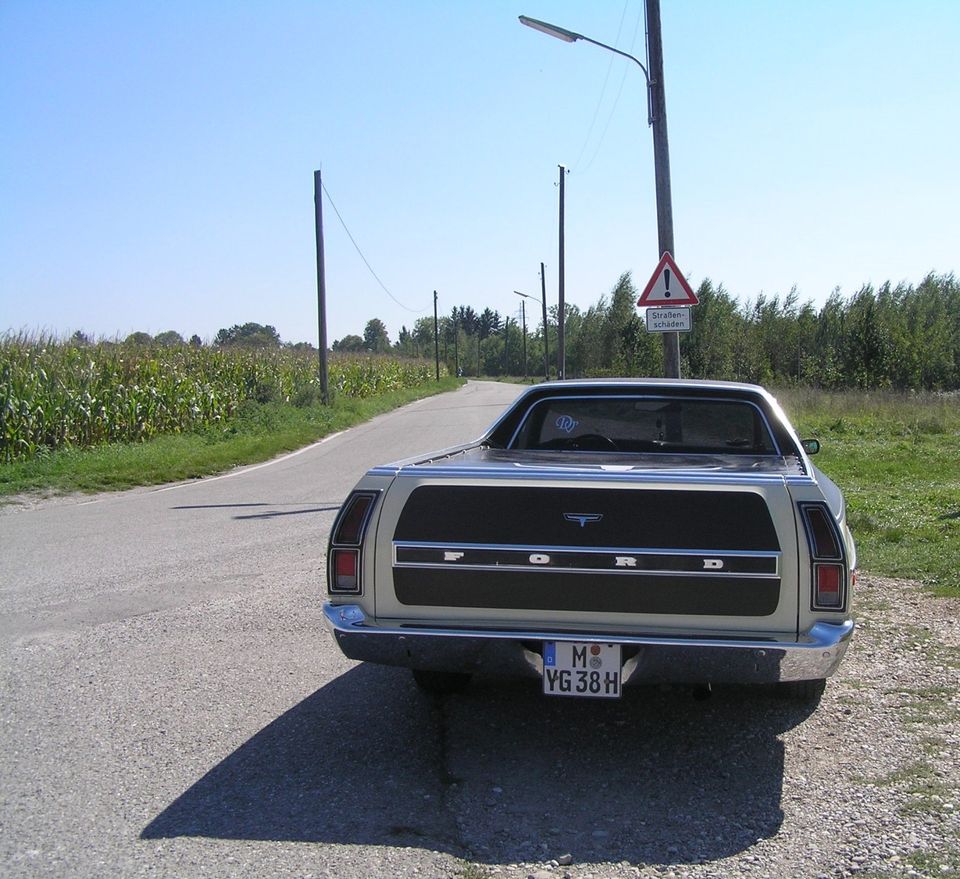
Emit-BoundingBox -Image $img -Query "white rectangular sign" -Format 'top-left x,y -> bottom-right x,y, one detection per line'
645,307 -> 692,333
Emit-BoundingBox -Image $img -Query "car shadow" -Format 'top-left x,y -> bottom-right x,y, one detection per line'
142,664 -> 818,866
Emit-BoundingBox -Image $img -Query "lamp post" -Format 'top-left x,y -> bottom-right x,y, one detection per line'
519,4 -> 681,379
503,316 -> 510,376
515,287 -> 549,381
518,299 -> 528,379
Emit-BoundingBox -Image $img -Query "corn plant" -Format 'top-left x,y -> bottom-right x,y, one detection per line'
0,334 -> 442,463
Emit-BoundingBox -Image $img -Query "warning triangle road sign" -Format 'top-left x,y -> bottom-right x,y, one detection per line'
637,252 -> 699,307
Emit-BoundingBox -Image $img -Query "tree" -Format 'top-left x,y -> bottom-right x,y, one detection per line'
125,331 -> 153,345
602,273 -> 642,374
154,330 -> 184,347
683,280 -> 740,381
452,306 -> 479,335
189,334 -> 203,348
478,308 -> 501,340
363,319 -> 391,353
332,334 -> 364,352
395,325 -> 416,358
407,317 -> 433,358
214,323 -> 281,348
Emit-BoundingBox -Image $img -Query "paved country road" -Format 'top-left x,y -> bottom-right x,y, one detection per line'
2,380 -> 958,879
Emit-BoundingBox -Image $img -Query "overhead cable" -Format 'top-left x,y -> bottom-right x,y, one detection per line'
320,179 -> 425,313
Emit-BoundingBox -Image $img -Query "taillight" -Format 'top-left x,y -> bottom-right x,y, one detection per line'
799,502 -> 848,611
328,491 -> 379,595
332,549 -> 359,591
814,563 -> 843,608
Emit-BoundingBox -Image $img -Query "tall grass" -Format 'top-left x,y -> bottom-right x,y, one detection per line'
0,334 -> 441,463
777,387 -> 960,598
776,387 -> 960,438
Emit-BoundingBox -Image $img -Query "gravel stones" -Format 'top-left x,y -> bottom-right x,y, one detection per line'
450,575 -> 959,879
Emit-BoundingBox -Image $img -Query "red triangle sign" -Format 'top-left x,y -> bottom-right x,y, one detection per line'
637,253 -> 699,307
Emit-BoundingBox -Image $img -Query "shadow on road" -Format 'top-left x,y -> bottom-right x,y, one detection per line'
142,664 -> 818,865
170,503 -> 341,520
232,506 -> 340,520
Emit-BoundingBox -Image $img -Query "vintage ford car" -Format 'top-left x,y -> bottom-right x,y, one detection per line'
323,379 -> 855,701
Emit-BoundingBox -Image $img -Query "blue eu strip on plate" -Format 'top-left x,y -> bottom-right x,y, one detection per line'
544,641 -> 556,667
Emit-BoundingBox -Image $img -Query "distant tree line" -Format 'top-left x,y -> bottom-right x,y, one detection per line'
333,271 -> 960,390
74,271 -> 957,390
69,323 -> 312,352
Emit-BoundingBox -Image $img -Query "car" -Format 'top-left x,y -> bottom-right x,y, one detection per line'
323,379 -> 855,702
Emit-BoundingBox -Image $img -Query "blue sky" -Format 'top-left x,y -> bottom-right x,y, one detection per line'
2,1 -> 958,346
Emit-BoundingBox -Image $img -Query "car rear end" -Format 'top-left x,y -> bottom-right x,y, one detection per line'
324,453 -> 854,697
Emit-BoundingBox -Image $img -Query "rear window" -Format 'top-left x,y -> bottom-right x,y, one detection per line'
510,396 -> 779,455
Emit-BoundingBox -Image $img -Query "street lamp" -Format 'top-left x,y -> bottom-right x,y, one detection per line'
519,4 -> 680,378
515,289 -> 549,381
518,15 -> 652,123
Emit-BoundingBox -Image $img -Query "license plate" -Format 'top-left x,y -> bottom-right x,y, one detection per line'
543,641 -> 622,698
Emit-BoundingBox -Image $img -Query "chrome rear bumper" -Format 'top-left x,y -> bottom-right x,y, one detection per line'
322,603 -> 854,684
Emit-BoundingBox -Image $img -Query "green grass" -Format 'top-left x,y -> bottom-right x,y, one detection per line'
780,389 -> 960,598
0,378 -> 461,498
904,845 -> 960,878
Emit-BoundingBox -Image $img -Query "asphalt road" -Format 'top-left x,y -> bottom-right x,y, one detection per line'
0,380 -> 861,878
1,381 -> 525,878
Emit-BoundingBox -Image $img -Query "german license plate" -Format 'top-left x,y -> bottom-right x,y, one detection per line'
543,641 -> 622,698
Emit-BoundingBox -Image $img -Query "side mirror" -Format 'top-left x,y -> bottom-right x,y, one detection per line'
801,438 -> 821,456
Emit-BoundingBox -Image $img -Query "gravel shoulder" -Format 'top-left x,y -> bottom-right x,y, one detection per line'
440,574 -> 960,879
2,574 -> 957,879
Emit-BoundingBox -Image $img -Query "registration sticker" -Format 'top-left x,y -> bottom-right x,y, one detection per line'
543,641 -> 622,698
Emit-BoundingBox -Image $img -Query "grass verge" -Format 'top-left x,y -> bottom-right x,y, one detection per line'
0,378 -> 462,499
780,389 -> 960,599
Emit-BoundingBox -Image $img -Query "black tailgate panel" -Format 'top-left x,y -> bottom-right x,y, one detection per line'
394,485 -> 780,550
393,485 -> 782,617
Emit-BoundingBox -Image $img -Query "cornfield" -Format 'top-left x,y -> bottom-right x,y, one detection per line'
0,334 -> 441,463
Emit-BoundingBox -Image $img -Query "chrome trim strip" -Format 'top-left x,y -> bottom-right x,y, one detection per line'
367,463 -> 817,486
392,562 -> 779,580
380,467 -> 796,485
393,540 -> 782,558
391,541 -> 781,578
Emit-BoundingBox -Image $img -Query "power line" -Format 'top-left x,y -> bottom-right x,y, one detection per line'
578,2 -> 645,176
570,0 -> 630,174
319,179 -> 425,314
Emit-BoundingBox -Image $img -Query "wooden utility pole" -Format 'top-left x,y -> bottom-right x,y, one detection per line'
540,262 -> 549,380
313,170 -> 330,403
433,290 -> 440,381
557,165 -> 566,380
520,299 -> 527,379
646,0 -> 680,378
503,316 -> 510,376
557,165 -> 567,379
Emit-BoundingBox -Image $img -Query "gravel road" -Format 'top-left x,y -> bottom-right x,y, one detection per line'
1,382 -> 958,879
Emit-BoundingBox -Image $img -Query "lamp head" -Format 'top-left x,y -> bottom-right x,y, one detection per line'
518,15 -> 580,43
